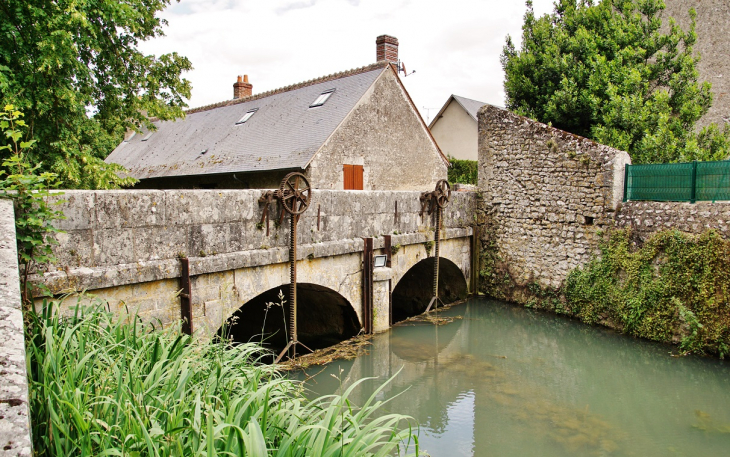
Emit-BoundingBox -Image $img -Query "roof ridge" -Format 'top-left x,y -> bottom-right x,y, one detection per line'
185,61 -> 389,116
453,94 -> 486,104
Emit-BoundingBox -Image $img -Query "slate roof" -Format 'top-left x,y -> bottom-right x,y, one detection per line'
106,63 -> 389,180
452,95 -> 487,122
428,94 -> 487,129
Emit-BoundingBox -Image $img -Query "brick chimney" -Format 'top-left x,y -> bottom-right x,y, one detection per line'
376,35 -> 398,64
233,74 -> 252,99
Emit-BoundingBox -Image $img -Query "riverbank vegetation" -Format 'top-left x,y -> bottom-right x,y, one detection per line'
564,229 -> 730,356
27,302 -> 420,456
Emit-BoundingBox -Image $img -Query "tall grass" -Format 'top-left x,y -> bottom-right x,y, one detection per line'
27,302 -> 419,456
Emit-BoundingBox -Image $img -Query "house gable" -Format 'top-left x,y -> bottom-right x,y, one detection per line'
307,65 -> 447,191
430,96 -> 479,161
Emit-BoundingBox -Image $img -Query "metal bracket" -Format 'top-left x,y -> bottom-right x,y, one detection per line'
258,190 -> 276,236
179,258 -> 192,335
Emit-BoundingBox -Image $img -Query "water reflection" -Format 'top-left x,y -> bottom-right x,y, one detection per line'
294,299 -> 730,457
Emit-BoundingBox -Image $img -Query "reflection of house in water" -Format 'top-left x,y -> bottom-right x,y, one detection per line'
106,35 -> 447,191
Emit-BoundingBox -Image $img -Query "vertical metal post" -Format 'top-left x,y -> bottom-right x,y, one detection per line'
425,208 -> 442,312
690,160 -> 698,204
623,164 -> 629,203
470,225 -> 480,295
383,234 -> 392,268
179,258 -> 192,335
433,208 -> 441,298
362,238 -> 374,334
289,213 -> 298,358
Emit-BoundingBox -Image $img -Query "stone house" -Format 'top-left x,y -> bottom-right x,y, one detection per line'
662,0 -> 730,129
106,35 -> 448,191
428,94 -> 486,161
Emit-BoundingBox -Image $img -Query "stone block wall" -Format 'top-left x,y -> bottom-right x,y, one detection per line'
31,189 -> 476,336
478,104 -> 630,293
0,198 -> 32,457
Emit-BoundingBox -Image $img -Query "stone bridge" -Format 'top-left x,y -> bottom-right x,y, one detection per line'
32,189 -> 478,351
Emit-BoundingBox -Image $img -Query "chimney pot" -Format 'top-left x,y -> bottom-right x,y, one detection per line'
233,74 -> 253,99
376,35 -> 399,64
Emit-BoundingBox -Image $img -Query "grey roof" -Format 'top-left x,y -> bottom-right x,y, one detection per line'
428,94 -> 488,129
452,95 -> 487,122
106,64 -> 388,179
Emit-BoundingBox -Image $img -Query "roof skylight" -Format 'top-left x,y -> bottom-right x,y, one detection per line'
141,131 -> 154,141
309,89 -> 335,108
236,108 -> 258,125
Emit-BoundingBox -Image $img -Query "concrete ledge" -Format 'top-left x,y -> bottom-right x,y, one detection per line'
0,198 -> 32,457
34,227 -> 474,294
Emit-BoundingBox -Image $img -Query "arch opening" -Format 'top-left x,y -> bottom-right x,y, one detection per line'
392,257 -> 468,323
218,283 -> 361,359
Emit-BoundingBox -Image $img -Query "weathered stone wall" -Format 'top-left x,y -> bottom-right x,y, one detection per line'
478,104 -> 630,294
0,198 -> 32,457
663,0 -> 730,130
616,201 -> 730,241
309,67 -> 448,191
33,189 -> 476,337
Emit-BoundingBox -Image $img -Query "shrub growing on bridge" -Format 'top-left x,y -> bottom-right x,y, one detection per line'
27,302 -> 420,456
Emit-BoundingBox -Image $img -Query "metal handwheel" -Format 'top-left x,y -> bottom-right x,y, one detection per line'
279,172 -> 312,215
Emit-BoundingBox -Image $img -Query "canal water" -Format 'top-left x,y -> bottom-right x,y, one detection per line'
292,298 -> 730,457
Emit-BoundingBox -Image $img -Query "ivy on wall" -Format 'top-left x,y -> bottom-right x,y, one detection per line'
479,224 -> 730,357
565,229 -> 730,357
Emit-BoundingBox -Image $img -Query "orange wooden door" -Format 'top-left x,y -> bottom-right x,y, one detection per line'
353,165 -> 363,190
343,164 -> 354,189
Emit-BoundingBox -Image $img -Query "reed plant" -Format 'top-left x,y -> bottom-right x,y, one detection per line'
27,301 -> 420,456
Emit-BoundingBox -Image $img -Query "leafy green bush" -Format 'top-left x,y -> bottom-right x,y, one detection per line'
447,156 -> 477,185
565,229 -> 730,356
28,302 -> 420,456
0,105 -> 64,306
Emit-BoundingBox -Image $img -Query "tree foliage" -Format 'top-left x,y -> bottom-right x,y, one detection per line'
447,156 -> 478,185
0,0 -> 192,188
501,0 -> 730,164
0,105 -> 64,307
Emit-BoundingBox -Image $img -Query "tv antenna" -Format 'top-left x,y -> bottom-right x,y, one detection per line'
398,61 -> 416,77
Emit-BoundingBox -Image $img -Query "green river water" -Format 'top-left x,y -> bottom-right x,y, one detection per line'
292,298 -> 730,457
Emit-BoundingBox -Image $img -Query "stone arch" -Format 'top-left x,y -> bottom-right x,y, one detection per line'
391,257 -> 468,323
218,283 -> 361,358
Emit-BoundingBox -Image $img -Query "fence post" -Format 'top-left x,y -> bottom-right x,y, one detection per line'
623,164 -> 629,202
690,160 -> 698,204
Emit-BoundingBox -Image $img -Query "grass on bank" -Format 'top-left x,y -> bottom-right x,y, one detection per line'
27,302 -> 420,456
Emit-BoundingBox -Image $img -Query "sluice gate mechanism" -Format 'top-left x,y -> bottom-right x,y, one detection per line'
421,179 -> 451,313
263,172 -> 313,363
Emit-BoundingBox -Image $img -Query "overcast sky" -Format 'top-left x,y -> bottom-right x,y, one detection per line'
142,0 -> 555,123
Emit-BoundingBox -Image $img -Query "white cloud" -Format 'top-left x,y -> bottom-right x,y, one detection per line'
142,0 -> 554,120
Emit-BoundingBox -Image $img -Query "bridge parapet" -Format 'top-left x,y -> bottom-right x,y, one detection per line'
33,190 -> 476,310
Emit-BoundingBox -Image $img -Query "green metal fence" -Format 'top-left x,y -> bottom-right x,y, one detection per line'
623,160 -> 730,203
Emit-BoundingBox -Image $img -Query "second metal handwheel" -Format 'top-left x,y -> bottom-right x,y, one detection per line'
434,179 -> 451,208
279,172 -> 312,215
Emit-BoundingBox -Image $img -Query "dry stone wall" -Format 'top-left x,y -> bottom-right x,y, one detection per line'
616,201 -> 730,241
478,104 -> 630,293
